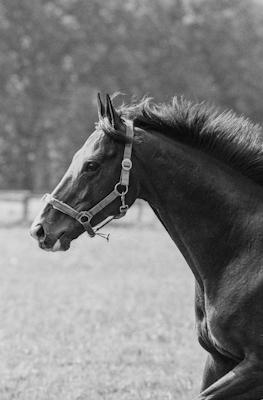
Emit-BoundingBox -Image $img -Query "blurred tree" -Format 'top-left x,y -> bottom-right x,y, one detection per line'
0,0 -> 263,191
0,0 -> 80,189
185,0 -> 263,119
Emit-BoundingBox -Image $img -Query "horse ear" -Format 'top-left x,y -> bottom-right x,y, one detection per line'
106,94 -> 122,129
97,92 -> 105,120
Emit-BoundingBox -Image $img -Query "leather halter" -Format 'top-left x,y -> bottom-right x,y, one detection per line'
42,120 -> 134,239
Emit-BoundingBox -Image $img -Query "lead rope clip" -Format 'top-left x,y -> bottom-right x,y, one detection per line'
95,232 -> 110,241
119,192 -> 129,216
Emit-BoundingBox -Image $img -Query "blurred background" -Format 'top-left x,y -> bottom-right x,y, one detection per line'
0,0 -> 262,399
1,0 -> 263,193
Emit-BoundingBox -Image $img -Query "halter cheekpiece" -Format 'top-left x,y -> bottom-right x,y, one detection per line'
42,120 -> 134,240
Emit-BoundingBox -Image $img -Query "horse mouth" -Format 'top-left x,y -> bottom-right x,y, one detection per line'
39,233 -> 71,252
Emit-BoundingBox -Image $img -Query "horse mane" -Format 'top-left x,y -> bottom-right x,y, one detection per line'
100,96 -> 263,186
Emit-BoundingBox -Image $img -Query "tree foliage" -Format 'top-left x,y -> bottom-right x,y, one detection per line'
0,0 -> 263,190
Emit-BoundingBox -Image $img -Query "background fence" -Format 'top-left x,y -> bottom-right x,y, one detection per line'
0,190 -> 155,227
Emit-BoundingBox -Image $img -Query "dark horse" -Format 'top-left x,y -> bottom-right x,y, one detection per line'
31,94 -> 263,399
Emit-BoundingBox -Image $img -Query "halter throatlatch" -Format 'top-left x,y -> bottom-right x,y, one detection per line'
42,120 -> 134,240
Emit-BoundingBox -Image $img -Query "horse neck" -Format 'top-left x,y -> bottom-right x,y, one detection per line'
134,128 -> 263,287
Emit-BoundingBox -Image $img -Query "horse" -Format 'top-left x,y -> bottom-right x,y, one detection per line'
30,93 -> 263,399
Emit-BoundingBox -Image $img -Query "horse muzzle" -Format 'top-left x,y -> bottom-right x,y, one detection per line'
30,222 -> 69,252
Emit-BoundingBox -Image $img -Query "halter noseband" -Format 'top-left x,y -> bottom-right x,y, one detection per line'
42,120 -> 134,240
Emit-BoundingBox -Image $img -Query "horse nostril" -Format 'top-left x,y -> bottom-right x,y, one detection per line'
30,224 -> 45,241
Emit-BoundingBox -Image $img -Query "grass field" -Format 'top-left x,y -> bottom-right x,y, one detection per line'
0,217 -> 205,400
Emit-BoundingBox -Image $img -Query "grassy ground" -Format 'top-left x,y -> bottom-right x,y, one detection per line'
0,220 -> 205,400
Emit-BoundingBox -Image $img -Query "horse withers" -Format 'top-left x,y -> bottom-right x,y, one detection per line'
31,94 -> 263,399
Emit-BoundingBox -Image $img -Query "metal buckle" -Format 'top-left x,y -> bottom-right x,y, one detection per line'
122,158 -> 132,171
42,193 -> 52,203
42,193 -> 48,202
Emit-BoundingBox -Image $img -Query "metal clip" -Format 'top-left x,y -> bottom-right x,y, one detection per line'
96,232 -> 110,241
119,193 -> 129,216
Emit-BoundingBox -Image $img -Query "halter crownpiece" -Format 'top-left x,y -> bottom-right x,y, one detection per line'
42,120 -> 135,239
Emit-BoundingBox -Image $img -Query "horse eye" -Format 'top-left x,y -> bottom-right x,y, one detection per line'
83,161 -> 99,172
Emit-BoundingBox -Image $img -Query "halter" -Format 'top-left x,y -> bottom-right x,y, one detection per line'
42,120 -> 134,240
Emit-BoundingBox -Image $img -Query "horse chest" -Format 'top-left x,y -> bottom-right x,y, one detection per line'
195,292 -> 243,361
206,309 -> 242,361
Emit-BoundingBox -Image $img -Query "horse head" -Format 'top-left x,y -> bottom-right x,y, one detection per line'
30,94 -> 139,251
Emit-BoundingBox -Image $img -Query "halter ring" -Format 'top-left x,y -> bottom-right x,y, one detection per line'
114,182 -> 128,195
77,212 -> 92,224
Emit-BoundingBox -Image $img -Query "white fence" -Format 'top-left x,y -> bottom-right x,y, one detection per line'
0,191 -> 156,227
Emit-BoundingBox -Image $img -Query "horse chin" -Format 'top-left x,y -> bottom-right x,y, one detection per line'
51,228 -> 85,252
39,235 -> 71,252
52,239 -> 68,252
53,236 -> 72,252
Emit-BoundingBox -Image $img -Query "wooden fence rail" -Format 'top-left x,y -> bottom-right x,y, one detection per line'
0,191 -> 153,226
0,190 -> 31,222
